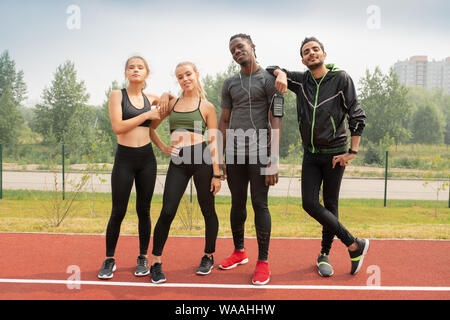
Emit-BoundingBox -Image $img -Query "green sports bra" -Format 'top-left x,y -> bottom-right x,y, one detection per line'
169,98 -> 207,134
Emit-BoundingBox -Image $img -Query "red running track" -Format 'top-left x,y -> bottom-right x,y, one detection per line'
0,232 -> 449,300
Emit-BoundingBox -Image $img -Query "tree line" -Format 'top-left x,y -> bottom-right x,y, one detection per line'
0,50 -> 449,165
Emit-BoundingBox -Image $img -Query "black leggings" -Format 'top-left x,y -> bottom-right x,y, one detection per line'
105,143 -> 157,257
226,157 -> 271,261
152,143 -> 218,256
301,150 -> 355,254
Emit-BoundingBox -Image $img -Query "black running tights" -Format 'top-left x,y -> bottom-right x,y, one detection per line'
105,143 -> 157,257
152,143 -> 219,257
226,160 -> 271,262
301,150 -> 355,255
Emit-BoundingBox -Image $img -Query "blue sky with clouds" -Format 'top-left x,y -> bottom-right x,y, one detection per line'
1,0 -> 449,106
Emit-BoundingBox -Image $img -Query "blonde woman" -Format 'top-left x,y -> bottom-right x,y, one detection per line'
149,62 -> 221,283
98,56 -> 161,279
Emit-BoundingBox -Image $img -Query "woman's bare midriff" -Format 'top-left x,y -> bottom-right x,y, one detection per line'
171,131 -> 205,147
117,126 -> 151,147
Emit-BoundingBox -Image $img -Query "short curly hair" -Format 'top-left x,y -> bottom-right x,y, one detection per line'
229,33 -> 256,58
300,37 -> 324,58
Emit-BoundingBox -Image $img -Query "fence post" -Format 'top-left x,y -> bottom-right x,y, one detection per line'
0,144 -> 2,200
62,144 -> 65,200
384,150 -> 388,207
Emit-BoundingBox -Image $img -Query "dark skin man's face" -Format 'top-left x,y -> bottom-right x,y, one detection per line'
229,37 -> 255,67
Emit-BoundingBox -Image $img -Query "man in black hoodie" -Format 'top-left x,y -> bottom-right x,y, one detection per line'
267,37 -> 369,277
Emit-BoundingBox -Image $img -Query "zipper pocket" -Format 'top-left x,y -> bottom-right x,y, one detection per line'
329,115 -> 336,138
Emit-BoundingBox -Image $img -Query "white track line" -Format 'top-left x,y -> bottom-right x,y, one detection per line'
0,278 -> 449,292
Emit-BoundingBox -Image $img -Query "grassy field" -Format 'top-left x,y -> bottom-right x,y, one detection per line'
3,143 -> 449,179
0,190 -> 448,240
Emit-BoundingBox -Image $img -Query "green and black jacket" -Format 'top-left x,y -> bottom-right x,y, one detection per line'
267,64 -> 366,153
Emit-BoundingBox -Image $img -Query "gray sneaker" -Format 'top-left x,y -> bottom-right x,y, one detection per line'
98,258 -> 116,279
196,255 -> 214,275
317,253 -> 334,277
134,255 -> 150,276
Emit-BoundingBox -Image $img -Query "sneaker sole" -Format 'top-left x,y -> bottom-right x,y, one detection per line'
196,265 -> 214,276
134,270 -> 150,276
252,275 -> 270,285
98,264 -> 116,280
219,258 -> 249,270
317,264 -> 334,277
151,278 -> 167,284
352,239 -> 370,275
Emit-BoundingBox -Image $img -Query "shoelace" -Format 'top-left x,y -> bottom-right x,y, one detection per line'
104,259 -> 115,270
138,256 -> 149,267
152,263 -> 162,272
201,255 -> 213,266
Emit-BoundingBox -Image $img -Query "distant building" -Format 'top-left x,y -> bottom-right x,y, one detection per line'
393,56 -> 450,93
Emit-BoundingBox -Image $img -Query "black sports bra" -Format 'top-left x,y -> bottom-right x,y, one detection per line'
121,88 -> 151,127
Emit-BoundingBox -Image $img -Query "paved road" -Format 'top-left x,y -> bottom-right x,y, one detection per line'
2,170 -> 448,200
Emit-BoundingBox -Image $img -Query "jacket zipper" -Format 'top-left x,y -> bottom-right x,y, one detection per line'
310,72 -> 328,153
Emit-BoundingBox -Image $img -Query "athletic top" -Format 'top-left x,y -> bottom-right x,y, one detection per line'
169,98 -> 207,134
121,88 -> 151,127
266,64 -> 366,152
221,68 -> 281,156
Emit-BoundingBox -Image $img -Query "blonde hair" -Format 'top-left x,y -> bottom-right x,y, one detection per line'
175,61 -> 206,99
125,56 -> 150,90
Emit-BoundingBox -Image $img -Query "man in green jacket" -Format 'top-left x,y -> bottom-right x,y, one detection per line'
267,37 -> 369,277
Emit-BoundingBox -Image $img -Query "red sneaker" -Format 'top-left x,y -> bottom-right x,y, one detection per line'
252,261 -> 270,285
218,250 -> 248,270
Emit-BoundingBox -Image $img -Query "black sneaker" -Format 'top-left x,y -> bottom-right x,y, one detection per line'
134,255 -> 150,276
196,255 -> 214,275
349,238 -> 370,275
150,263 -> 166,284
317,253 -> 334,277
98,258 -> 116,279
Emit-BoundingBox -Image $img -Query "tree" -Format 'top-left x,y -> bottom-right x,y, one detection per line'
0,86 -> 23,144
411,104 -> 444,144
0,50 -> 27,105
0,50 -> 27,145
202,61 -> 240,117
0,51 -> 27,145
33,61 -> 92,160
358,67 -> 412,145
407,86 -> 449,146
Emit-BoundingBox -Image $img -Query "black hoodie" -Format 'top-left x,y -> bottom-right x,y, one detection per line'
267,64 -> 366,153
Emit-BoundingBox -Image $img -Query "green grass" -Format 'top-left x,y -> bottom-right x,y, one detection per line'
0,190 -> 449,239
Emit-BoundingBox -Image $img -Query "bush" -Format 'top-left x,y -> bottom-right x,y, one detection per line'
391,157 -> 421,169
363,142 -> 384,165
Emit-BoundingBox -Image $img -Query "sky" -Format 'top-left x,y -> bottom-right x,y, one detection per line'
1,0 -> 449,107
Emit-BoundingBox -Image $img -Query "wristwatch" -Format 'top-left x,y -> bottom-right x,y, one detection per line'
212,174 -> 222,179
348,148 -> 358,155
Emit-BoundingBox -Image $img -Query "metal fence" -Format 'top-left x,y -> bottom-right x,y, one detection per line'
0,144 -> 449,206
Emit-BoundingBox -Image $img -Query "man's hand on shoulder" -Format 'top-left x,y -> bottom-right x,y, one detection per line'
273,69 -> 287,94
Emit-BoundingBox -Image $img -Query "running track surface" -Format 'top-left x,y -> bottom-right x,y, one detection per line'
0,233 -> 449,300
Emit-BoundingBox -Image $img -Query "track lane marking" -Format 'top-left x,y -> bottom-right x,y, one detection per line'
0,278 -> 449,292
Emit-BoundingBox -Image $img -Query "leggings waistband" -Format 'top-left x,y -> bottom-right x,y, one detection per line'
172,142 -> 211,165
116,142 -> 154,158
